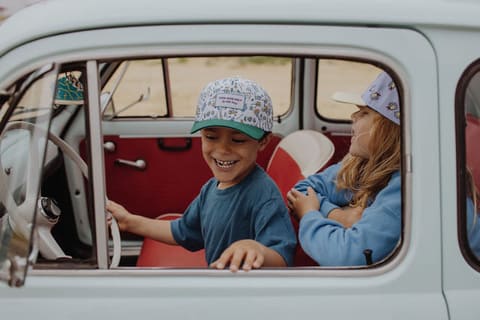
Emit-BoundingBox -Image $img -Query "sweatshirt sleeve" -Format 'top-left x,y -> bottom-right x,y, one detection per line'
467,197 -> 480,258
294,163 -> 350,217
298,172 -> 401,266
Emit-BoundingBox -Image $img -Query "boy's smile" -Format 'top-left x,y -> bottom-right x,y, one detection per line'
201,127 -> 270,189
214,158 -> 238,168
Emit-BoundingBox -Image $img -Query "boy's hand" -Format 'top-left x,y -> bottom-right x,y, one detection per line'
210,239 -> 268,272
106,200 -> 132,231
286,186 -> 320,220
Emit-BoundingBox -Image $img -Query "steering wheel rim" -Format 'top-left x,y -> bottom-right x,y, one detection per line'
0,120 -> 121,268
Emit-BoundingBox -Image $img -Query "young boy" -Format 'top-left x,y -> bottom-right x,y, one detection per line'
107,77 -> 297,271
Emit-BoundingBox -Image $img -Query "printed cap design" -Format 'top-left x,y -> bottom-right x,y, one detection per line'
191,77 -> 273,140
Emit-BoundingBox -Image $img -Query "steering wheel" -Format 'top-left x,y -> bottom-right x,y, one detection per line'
0,121 -> 121,268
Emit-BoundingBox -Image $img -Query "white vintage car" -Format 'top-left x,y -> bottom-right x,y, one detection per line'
0,0 -> 479,319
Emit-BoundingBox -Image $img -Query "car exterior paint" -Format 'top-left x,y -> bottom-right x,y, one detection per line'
0,0 -> 479,319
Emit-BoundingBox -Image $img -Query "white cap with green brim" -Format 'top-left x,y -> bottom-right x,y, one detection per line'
191,77 -> 273,140
332,71 -> 400,125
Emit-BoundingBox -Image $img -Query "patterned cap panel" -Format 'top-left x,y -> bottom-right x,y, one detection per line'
194,77 -> 273,132
361,71 -> 400,125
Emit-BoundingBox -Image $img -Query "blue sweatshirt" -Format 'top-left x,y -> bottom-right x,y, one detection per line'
467,198 -> 480,258
294,163 -> 401,266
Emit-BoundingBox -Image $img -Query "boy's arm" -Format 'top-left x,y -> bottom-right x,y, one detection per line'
210,239 -> 286,272
107,200 -> 177,245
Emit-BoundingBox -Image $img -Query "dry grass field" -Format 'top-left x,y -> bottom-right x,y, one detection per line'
103,57 -> 381,120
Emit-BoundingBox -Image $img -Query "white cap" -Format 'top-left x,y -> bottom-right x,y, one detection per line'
332,71 -> 400,125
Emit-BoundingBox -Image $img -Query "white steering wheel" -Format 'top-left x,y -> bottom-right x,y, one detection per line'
0,121 -> 121,268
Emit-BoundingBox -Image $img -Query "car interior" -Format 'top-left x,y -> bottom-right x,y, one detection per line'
0,54 -> 405,271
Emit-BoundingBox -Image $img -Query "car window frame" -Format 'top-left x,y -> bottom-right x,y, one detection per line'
455,59 -> 480,272
0,23 -> 434,280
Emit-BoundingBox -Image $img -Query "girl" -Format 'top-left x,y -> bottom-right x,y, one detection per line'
287,71 -> 401,266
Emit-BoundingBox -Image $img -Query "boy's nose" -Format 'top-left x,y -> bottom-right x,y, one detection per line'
216,139 -> 232,153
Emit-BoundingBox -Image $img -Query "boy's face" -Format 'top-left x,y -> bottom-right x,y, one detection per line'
200,127 -> 270,189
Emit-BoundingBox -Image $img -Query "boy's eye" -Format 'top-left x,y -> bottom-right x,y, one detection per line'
204,134 -> 217,140
232,138 -> 246,143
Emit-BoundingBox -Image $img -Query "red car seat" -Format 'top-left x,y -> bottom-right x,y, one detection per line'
466,113 -> 480,197
136,213 -> 207,267
266,130 -> 335,266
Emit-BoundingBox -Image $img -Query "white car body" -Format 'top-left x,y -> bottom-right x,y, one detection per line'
0,0 -> 479,319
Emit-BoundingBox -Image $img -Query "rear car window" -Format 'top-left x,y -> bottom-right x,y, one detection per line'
456,61 -> 480,271
102,56 -> 293,119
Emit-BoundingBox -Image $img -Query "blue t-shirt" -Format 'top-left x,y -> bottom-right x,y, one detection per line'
170,165 -> 297,266
295,163 -> 401,266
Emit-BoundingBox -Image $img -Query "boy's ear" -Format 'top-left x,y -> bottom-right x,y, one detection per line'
258,133 -> 272,151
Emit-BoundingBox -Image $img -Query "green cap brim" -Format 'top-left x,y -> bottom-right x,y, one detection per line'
191,119 -> 265,140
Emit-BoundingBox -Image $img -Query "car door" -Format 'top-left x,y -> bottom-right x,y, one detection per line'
429,27 -> 480,319
0,21 -> 447,320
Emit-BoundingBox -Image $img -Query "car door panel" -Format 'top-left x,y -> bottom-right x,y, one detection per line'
94,134 -> 281,219
0,16 -> 453,320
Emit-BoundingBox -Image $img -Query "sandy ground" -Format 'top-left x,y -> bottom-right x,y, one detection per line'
103,58 -> 381,120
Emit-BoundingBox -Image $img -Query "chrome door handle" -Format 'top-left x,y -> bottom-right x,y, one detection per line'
114,158 -> 147,171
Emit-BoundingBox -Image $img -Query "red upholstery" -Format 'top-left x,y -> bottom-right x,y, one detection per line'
466,113 -> 480,195
267,148 -> 317,266
266,148 -> 304,202
81,135 -> 281,220
136,214 -> 207,267
266,130 -> 335,267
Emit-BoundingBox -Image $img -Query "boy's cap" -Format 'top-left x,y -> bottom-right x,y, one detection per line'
191,77 -> 273,140
332,71 -> 400,125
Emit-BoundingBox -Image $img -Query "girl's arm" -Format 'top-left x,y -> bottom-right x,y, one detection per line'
298,172 -> 401,266
327,206 -> 364,228
293,163 -> 350,217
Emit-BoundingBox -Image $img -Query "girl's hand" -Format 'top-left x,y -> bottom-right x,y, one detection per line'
286,186 -> 320,220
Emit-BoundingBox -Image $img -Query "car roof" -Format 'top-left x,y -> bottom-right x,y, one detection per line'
0,0 -> 479,56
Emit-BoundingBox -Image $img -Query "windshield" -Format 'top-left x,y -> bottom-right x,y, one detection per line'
0,64 -> 58,286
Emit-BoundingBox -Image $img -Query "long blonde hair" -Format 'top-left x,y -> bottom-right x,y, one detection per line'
336,113 -> 401,208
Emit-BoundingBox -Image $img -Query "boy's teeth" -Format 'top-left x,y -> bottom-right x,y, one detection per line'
215,159 -> 236,167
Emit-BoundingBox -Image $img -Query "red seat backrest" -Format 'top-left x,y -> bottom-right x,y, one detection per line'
266,130 -> 334,266
136,213 -> 207,267
466,113 -> 480,196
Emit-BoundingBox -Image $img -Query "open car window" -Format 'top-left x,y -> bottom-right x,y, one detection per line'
13,55 -> 404,273
316,60 -> 383,122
